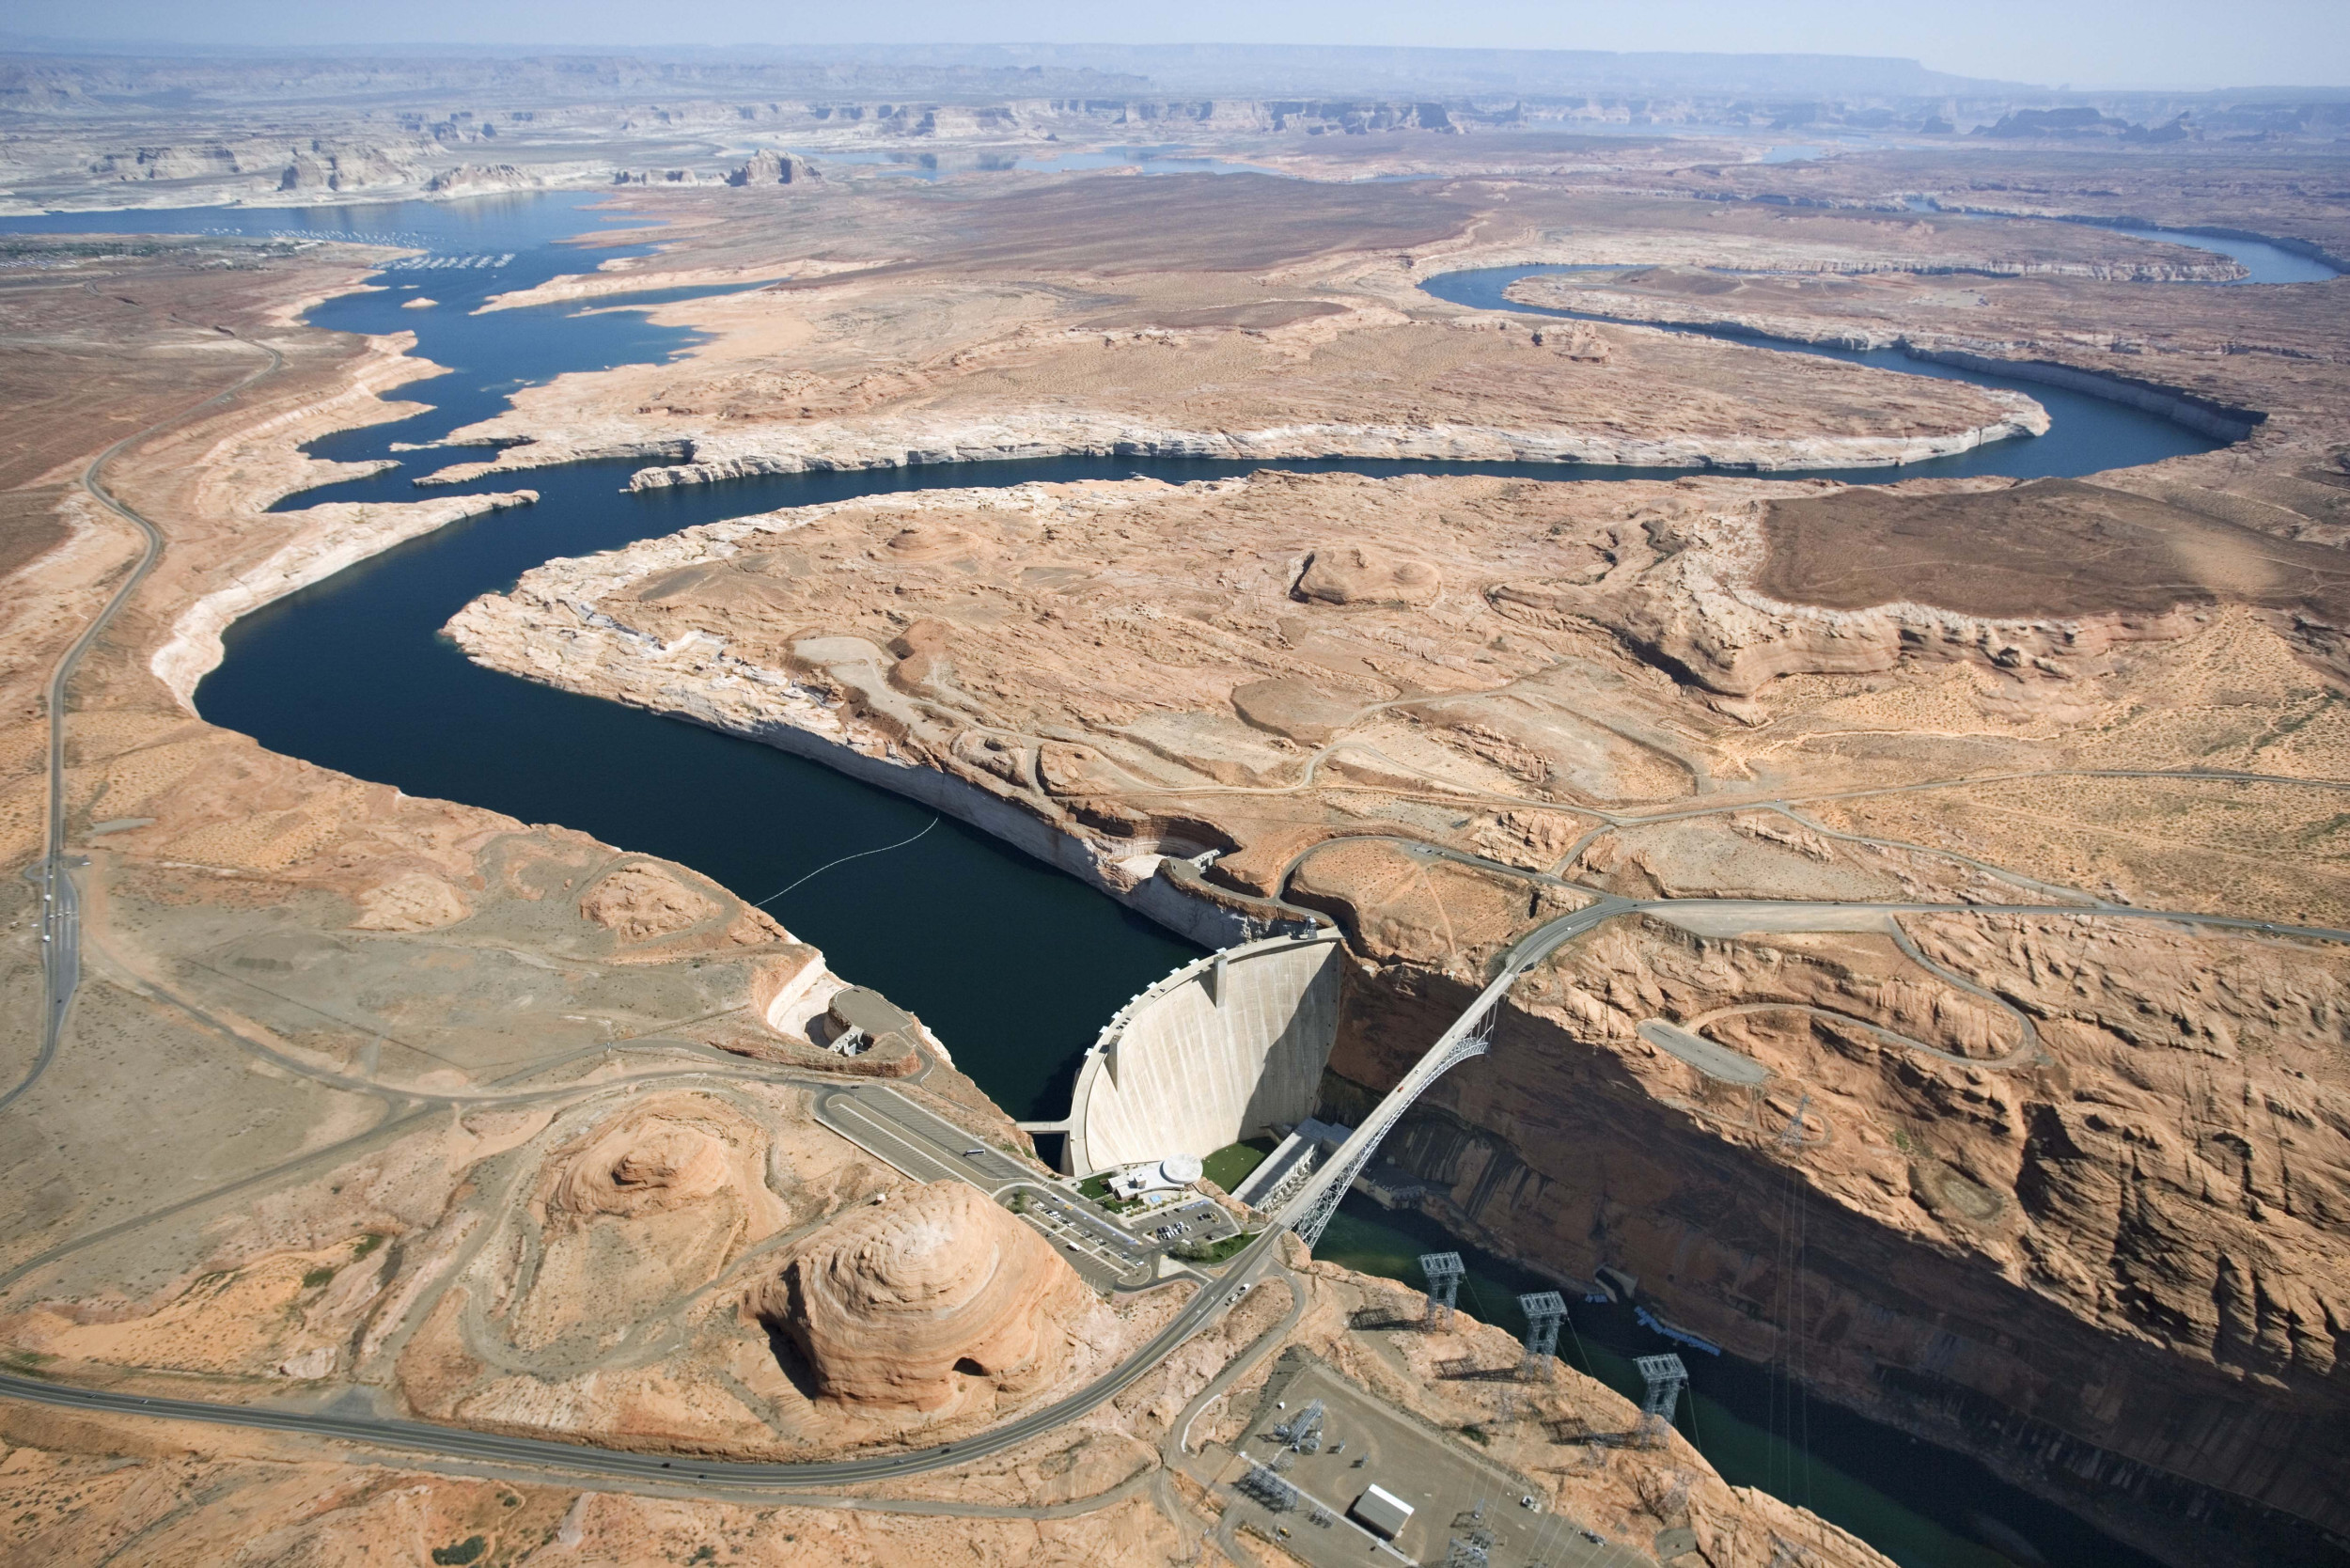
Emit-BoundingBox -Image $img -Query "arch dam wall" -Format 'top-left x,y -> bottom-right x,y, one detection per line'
1064,932 -> 1344,1176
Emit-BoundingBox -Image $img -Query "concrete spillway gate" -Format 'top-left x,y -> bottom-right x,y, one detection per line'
1059,931 -> 1345,1176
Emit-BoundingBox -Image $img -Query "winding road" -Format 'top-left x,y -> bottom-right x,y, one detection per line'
11,324 -> 283,1117
0,1246 -> 1285,1496
8,230 -> 2346,1522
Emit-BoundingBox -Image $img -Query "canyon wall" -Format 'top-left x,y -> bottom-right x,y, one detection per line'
1314,936 -> 2350,1565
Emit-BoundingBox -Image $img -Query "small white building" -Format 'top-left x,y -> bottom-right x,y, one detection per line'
1350,1483 -> 1415,1540
1107,1153 -> 1204,1202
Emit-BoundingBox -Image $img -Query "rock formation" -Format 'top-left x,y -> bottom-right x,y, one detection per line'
424,163 -> 537,195
725,149 -> 819,185
16,98 -> 2350,1568
1295,542 -> 1442,606
578,862 -> 718,942
752,1182 -> 1101,1414
453,459 -> 2350,1555
543,1109 -> 740,1224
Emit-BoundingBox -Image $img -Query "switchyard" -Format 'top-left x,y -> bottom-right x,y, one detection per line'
1214,1353 -> 1654,1568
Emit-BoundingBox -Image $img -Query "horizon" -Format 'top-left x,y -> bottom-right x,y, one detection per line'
3,3 -> 2347,95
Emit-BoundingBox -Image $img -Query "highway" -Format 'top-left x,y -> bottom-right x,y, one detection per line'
6,855 -> 2342,1491
11,326 -> 283,1115
7,873 -> 2341,1487
0,1233 -> 1282,1492
8,311 -> 2345,1495
0,1074 -> 1278,1487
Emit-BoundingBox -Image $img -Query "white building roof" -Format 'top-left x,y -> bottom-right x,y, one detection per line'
1351,1483 -> 1415,1539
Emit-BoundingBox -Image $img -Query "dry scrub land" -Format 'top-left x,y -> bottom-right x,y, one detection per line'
448,164 -> 2350,1559
0,138 -> 2345,1567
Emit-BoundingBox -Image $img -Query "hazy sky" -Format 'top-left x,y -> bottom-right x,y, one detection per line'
11,0 -> 2350,91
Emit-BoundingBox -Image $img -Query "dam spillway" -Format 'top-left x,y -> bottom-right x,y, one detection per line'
1063,932 -> 1344,1176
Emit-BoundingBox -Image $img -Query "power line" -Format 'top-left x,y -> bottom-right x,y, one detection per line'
752,816 -> 938,905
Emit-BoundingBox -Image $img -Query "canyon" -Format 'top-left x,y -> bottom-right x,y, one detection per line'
428,167 -> 2349,1562
0,65 -> 2346,1568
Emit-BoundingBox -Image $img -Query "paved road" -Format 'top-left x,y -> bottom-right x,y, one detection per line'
8,855 -> 76,1116
813,1084 -> 1036,1189
12,327 -> 283,1114
0,1073 -> 1279,1487
11,360 -> 2345,1491
11,257 -> 2348,1529
0,1231 -> 1283,1492
1638,896 -> 2350,947
814,1083 -> 1159,1288
8,870 -> 2341,1489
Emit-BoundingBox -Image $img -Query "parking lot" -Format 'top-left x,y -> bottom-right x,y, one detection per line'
1139,1196 -> 1240,1248
1010,1183 -> 1157,1286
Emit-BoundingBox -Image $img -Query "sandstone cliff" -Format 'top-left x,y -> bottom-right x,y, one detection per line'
446,463 -> 2350,1559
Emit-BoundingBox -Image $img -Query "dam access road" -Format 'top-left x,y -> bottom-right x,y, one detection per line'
17,329 -> 285,1118
8,797 -> 2341,1497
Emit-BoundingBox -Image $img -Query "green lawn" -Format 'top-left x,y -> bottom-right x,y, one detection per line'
1074,1172 -> 1150,1214
1202,1137 -> 1277,1195
1170,1230 -> 1260,1265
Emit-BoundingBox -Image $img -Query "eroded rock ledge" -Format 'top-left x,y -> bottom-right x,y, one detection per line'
444,466 -> 2350,1555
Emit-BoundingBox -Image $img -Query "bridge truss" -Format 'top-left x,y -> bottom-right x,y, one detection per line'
1268,900 -> 1620,1253
1278,1010 -> 1495,1248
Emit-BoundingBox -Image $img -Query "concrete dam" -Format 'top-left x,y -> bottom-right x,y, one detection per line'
1059,932 -> 1344,1176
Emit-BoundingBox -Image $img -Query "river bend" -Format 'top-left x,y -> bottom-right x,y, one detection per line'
8,189 -> 2280,1568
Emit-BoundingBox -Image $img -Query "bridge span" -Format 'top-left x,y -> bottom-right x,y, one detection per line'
1272,897 -> 1628,1247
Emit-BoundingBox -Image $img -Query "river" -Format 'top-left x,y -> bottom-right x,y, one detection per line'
9,185 -> 2303,1566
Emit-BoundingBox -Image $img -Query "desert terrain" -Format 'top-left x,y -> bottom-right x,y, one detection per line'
439,156 -> 2350,1562
0,44 -> 2347,1568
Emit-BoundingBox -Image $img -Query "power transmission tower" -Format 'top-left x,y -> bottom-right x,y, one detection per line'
1518,1291 -> 1566,1378
1420,1251 -> 1465,1329
1635,1353 -> 1689,1448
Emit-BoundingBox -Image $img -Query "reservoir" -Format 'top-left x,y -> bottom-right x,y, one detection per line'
4,188 -> 2249,1566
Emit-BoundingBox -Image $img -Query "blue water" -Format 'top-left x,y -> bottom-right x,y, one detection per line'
781,145 -> 1277,180
1011,143 -> 1277,177
0,191 -> 646,254
1419,264 -> 2222,478
0,193 -> 2232,1110
784,149 -> 943,179
2096,222 -> 2338,285
1317,1197 -> 2166,1568
0,191 -> 2249,1565
1899,196 -> 2340,285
